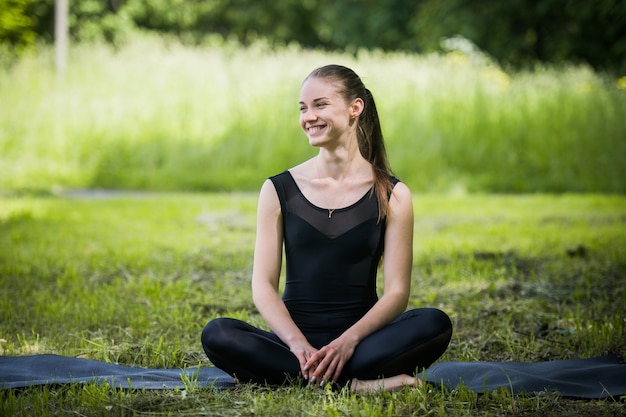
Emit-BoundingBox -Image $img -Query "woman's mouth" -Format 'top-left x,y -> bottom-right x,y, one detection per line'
307,125 -> 326,135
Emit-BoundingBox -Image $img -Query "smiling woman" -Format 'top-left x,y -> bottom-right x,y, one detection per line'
200,65 -> 453,393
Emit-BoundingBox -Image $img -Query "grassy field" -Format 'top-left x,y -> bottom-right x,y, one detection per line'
0,191 -> 624,416
1,34 -> 625,193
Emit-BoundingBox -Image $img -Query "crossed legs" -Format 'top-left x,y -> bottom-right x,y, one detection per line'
201,308 -> 452,391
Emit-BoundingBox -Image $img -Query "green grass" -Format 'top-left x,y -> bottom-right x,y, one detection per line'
1,34 -> 625,193
1,191 -> 624,416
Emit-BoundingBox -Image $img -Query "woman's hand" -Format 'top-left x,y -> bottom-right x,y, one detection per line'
304,334 -> 358,387
289,341 -> 319,381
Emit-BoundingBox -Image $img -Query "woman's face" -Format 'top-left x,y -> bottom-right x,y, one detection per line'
299,77 -> 361,147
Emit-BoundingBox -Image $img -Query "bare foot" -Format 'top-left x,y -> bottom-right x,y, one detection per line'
350,374 -> 421,393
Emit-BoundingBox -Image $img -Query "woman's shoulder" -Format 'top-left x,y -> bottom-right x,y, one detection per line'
390,179 -> 411,198
265,162 -> 310,200
268,170 -> 290,182
270,159 -> 315,188
388,179 -> 412,213
285,159 -> 314,179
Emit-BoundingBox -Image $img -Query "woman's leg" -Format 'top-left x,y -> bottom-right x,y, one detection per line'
201,317 -> 301,385
343,308 -> 452,388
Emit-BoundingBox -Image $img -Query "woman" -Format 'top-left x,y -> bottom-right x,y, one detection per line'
201,64 -> 452,392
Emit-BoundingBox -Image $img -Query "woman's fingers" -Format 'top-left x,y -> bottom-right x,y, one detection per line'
306,349 -> 325,366
307,349 -> 344,387
322,356 -> 345,386
305,351 -> 326,387
304,340 -> 356,387
294,347 -> 319,381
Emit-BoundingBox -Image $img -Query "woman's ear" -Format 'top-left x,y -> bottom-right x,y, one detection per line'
350,97 -> 365,118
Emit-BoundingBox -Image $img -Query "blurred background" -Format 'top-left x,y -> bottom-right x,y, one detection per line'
1,0 -> 625,193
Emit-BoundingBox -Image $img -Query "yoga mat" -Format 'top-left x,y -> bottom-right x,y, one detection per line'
0,354 -> 235,390
1,354 -> 624,398
419,354 -> 625,399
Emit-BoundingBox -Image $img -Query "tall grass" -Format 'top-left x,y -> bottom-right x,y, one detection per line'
1,34 -> 625,193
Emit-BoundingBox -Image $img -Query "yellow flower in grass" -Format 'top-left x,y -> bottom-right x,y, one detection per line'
617,76 -> 626,89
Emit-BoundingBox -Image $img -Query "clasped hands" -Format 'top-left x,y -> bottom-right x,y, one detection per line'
293,338 -> 356,389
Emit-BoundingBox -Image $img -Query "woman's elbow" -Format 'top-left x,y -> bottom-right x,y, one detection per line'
386,288 -> 410,312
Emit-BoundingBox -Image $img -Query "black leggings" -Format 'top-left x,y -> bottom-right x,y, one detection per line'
201,308 -> 452,386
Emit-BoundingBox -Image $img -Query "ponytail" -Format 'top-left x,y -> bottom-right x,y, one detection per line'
305,65 -> 394,221
358,88 -> 394,222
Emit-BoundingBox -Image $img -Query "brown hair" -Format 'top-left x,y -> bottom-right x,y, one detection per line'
305,64 -> 394,221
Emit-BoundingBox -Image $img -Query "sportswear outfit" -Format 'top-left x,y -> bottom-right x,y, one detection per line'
201,171 -> 452,386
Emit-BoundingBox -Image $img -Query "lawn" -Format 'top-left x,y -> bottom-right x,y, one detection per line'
1,191 -> 624,416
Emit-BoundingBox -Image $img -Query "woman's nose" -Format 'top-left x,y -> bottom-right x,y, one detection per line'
301,109 -> 317,122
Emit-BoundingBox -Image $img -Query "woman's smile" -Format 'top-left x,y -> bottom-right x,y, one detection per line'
307,124 -> 327,136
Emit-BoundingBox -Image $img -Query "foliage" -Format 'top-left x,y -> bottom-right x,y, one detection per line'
0,191 -> 624,415
1,0 -> 625,73
0,36 -> 624,194
2,0 -> 136,47
412,0 -> 626,73
0,0 -> 39,53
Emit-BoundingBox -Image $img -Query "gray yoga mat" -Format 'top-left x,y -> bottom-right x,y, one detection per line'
1,354 -> 624,398
418,355 -> 625,399
0,354 -> 235,390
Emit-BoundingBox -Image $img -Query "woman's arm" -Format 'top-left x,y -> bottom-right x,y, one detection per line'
305,181 -> 414,385
251,179 -> 318,378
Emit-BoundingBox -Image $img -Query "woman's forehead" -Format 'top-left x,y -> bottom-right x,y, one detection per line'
300,77 -> 342,100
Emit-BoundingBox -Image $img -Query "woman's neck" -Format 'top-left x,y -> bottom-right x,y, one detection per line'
316,139 -> 367,181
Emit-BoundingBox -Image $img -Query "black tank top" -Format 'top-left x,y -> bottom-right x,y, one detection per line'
269,170 -> 399,335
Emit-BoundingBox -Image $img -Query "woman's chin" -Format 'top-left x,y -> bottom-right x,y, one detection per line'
307,136 -> 326,147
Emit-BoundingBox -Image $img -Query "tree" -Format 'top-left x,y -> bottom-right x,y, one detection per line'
410,0 -> 626,73
1,0 -> 624,73
0,0 -> 39,52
